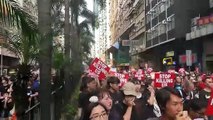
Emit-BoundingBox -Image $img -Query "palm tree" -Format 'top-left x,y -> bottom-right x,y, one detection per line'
63,0 -> 106,103
38,0 -> 53,119
0,0 -> 39,118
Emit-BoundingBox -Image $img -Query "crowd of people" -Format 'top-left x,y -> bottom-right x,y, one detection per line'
77,67 -> 213,120
0,72 -> 40,120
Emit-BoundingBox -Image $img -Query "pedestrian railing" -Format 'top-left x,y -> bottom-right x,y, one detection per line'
23,85 -> 63,120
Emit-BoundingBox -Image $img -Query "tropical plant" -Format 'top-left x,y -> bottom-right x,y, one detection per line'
38,0 -> 53,119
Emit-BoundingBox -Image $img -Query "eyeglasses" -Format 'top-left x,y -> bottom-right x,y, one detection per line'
90,111 -> 108,120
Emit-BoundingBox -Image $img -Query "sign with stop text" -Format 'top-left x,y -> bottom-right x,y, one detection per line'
206,92 -> 213,115
154,73 -> 175,88
89,58 -> 110,80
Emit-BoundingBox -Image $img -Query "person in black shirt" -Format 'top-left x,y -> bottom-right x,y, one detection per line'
78,76 -> 98,120
106,76 -> 123,104
130,78 -> 158,120
109,82 -> 137,120
198,76 -> 213,102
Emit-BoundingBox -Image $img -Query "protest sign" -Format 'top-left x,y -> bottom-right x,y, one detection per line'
154,73 -> 175,88
89,58 -> 110,80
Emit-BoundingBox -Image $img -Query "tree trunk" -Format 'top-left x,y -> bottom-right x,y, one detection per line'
38,0 -> 52,120
64,0 -> 71,104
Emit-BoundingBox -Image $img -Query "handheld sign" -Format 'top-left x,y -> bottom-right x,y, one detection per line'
134,69 -> 145,80
114,73 -> 129,87
154,73 -> 175,88
206,91 -> 213,116
89,58 -> 110,80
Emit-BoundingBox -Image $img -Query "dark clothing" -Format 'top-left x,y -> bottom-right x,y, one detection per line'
109,95 -> 156,120
199,89 -> 211,102
78,91 -> 95,120
134,96 -> 156,120
109,90 -> 124,104
109,102 -> 137,120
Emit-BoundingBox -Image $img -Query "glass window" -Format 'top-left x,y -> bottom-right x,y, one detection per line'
146,14 -> 151,23
159,24 -> 166,35
146,0 -> 149,6
160,3 -> 165,13
147,31 -> 152,41
167,16 -> 175,31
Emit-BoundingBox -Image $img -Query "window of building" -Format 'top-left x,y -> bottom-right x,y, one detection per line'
152,27 -> 158,39
146,0 -> 149,6
146,14 -> 151,24
158,23 -> 166,35
160,3 -> 165,13
167,16 -> 175,31
167,0 -> 174,8
147,30 -> 152,41
153,6 -> 160,18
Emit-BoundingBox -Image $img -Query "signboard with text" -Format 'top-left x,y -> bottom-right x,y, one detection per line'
114,73 -> 129,87
89,58 -> 110,80
134,69 -> 145,80
154,73 -> 176,88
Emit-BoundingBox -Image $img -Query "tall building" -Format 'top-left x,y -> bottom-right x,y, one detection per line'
92,0 -> 111,63
108,0 -> 146,69
143,0 -> 209,70
186,0 -> 213,71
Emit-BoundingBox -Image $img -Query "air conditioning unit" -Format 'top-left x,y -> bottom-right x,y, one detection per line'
161,0 -> 166,3
147,11 -> 151,15
162,20 -> 167,24
151,27 -> 155,31
147,29 -> 151,33
150,9 -> 155,13
167,17 -> 172,22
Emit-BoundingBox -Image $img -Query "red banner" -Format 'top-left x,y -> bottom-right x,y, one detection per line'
89,58 -> 110,80
134,69 -> 145,80
154,73 -> 176,88
206,91 -> 213,115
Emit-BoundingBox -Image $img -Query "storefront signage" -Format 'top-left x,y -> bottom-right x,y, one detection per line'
197,15 -> 213,26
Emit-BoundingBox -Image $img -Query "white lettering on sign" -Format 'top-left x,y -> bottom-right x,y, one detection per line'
159,74 -> 171,79
94,69 -> 101,75
210,98 -> 213,106
156,79 -> 173,83
93,61 -> 108,74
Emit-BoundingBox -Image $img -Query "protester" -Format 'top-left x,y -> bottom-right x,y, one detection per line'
106,76 -> 123,104
78,76 -> 97,120
96,88 -> 113,112
84,101 -> 109,120
148,87 -> 191,120
187,98 -> 208,120
109,82 -> 137,120
198,76 -> 213,102
131,78 -> 158,119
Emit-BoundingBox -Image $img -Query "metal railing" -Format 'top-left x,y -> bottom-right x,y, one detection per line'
23,85 -> 63,120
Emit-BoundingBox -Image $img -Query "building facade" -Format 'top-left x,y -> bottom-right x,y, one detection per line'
107,0 -> 212,71
92,0 -> 111,63
143,0 -> 209,71
108,0 -> 146,69
186,0 -> 213,72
